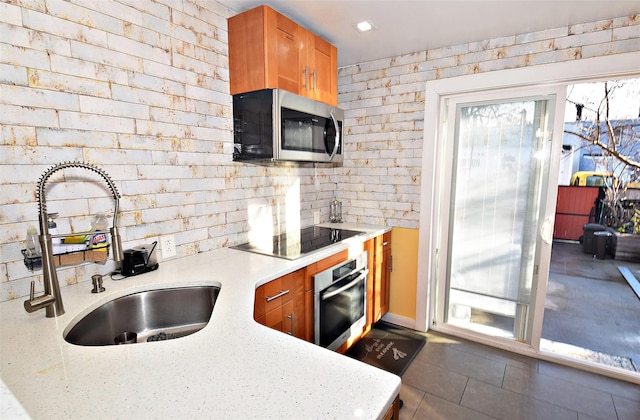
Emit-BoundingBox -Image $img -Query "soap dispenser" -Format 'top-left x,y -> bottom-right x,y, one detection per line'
25,225 -> 41,258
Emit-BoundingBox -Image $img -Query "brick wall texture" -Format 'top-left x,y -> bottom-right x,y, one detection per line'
1,0 -> 638,301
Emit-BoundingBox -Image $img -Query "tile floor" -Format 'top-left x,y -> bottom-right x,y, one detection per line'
398,330 -> 640,420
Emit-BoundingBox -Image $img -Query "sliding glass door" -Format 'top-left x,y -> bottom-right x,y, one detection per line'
436,89 -> 563,347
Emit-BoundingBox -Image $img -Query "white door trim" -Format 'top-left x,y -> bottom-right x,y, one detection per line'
417,51 -> 640,332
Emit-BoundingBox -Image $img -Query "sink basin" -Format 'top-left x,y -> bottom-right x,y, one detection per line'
64,285 -> 220,346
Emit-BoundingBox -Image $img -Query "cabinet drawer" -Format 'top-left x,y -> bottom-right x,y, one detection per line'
254,278 -> 293,318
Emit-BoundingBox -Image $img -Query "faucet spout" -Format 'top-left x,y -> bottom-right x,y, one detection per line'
24,161 -> 122,318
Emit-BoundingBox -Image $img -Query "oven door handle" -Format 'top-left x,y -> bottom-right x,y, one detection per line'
320,269 -> 368,301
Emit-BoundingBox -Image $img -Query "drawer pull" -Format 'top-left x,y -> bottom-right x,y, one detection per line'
383,241 -> 390,246
266,289 -> 290,302
287,313 -> 295,335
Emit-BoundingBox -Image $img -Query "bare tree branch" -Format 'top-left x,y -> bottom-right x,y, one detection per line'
563,129 -> 640,169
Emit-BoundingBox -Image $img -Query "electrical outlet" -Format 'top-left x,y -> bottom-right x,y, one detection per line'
313,211 -> 320,225
160,234 -> 176,258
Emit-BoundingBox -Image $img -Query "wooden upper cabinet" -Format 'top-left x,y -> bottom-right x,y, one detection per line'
270,10 -> 301,95
306,33 -> 337,106
228,5 -> 338,106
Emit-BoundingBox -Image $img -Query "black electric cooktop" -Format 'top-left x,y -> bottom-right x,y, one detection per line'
231,226 -> 363,260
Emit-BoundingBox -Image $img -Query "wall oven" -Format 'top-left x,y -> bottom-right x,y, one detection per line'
314,252 -> 368,351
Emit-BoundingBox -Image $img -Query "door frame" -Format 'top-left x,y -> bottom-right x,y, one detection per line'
416,51 -> 640,382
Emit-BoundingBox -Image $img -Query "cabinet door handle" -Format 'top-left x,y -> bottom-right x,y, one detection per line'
287,313 -> 294,335
303,66 -> 309,90
389,255 -> 393,272
266,289 -> 290,302
312,69 -> 316,92
383,241 -> 390,246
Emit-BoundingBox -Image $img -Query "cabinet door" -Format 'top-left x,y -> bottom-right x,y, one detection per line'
254,269 -> 305,338
380,232 -> 392,318
271,10 -> 302,95
228,5 -> 268,95
307,33 -> 338,106
283,269 -> 305,340
263,304 -> 284,331
363,239 -> 376,328
372,232 -> 392,323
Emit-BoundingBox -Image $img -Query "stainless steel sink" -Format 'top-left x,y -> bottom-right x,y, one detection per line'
64,285 -> 220,346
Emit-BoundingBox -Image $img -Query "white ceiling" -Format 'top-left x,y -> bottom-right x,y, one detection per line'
216,0 -> 640,67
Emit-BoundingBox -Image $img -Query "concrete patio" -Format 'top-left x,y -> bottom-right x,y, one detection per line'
543,240 -> 640,372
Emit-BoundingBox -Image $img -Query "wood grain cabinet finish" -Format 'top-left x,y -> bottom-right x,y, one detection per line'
375,232 -> 392,322
254,250 -> 349,343
382,395 -> 401,420
252,233 -> 392,349
254,268 -> 305,339
362,233 -> 391,330
228,5 -> 338,106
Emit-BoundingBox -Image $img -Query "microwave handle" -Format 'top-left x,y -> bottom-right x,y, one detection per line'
328,111 -> 340,161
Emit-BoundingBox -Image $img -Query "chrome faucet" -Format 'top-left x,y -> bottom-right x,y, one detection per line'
24,162 -> 124,317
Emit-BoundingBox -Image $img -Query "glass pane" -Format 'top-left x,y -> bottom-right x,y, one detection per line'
446,98 -> 550,339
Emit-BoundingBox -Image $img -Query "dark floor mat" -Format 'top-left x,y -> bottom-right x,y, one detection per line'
345,322 -> 426,376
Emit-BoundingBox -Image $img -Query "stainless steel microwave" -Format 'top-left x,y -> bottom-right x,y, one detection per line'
232,89 -> 343,163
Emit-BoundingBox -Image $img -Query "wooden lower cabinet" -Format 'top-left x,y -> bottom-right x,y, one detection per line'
382,395 -> 401,420
253,233 -> 392,350
375,232 -> 392,322
363,232 -> 392,335
253,240 -> 396,418
254,250 -> 349,344
254,268 -> 305,339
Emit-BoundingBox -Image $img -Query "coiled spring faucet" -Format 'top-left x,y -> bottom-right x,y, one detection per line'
24,162 -> 124,317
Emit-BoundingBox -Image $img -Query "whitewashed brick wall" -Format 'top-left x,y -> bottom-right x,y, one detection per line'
337,14 -> 640,229
1,1 -> 638,303
0,0 -> 333,302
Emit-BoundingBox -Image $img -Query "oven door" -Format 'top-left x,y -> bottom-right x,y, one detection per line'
314,261 -> 368,351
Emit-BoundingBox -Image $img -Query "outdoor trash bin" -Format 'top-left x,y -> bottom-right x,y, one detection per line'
593,231 -> 613,260
583,223 -> 606,255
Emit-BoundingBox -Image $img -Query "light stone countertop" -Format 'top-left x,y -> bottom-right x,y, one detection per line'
1,224 -> 400,419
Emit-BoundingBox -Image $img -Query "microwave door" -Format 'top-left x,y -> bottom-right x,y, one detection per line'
280,108 -> 331,162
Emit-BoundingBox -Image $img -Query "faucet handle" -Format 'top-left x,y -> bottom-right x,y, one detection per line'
24,281 -> 56,313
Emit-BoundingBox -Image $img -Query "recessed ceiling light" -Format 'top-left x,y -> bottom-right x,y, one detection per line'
355,20 -> 375,32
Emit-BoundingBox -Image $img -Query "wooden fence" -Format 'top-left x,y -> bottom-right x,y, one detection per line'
553,186 -> 601,241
